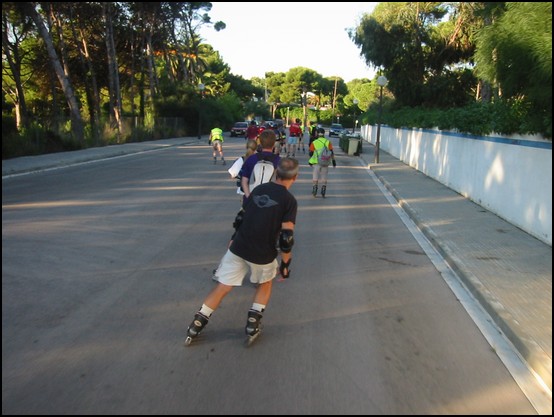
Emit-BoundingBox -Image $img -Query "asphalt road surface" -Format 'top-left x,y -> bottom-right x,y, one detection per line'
2,137 -> 538,414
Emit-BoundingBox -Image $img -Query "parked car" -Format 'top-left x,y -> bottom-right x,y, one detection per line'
329,123 -> 345,137
230,121 -> 248,137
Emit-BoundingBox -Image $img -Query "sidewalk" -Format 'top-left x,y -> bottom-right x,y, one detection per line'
355,142 -> 552,395
3,137 -> 552,395
1,138 -> 195,177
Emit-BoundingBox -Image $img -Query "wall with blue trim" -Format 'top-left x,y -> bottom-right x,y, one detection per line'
361,125 -> 552,246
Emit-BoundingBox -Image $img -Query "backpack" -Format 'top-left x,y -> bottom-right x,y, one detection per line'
316,139 -> 333,167
250,153 -> 278,191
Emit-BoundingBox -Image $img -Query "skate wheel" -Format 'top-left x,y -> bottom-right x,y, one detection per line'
245,334 -> 259,347
184,336 -> 193,346
245,327 -> 262,347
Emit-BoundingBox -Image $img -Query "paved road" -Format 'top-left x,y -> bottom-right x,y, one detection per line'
2,135 -> 551,414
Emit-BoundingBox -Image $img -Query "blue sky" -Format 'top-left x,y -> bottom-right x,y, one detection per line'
199,2 -> 379,82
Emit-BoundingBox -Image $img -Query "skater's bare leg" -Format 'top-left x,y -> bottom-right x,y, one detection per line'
204,282 -> 233,310
253,280 -> 273,306
245,281 -> 272,339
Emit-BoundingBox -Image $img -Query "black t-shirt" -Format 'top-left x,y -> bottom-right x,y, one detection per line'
230,181 -> 297,264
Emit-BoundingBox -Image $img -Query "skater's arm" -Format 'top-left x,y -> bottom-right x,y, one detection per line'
279,223 -> 294,278
279,252 -> 292,278
241,175 -> 251,199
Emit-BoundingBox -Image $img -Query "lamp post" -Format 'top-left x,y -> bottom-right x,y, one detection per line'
353,98 -> 361,154
375,75 -> 387,163
301,86 -> 308,133
197,83 -> 205,139
352,98 -> 359,133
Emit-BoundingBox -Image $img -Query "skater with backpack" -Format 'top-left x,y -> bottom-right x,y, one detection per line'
185,157 -> 299,346
309,127 -> 336,198
240,129 -> 280,204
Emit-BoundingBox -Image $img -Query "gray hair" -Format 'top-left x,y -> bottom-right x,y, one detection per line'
276,157 -> 299,180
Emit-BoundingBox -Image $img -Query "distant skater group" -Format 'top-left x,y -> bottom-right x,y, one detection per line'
188,121 -> 337,345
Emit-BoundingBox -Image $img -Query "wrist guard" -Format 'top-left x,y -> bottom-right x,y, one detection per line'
280,259 -> 291,279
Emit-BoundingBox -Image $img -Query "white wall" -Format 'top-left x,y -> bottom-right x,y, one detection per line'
362,125 -> 552,246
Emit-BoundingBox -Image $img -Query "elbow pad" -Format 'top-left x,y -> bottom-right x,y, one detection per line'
279,229 -> 294,253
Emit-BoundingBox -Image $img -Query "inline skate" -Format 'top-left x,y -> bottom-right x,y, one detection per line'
245,309 -> 263,346
184,312 -> 209,346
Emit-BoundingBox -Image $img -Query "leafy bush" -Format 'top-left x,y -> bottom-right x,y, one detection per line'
361,99 -> 551,139
2,121 -> 82,160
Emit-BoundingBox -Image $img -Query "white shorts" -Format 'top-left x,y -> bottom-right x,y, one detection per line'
312,164 -> 329,182
214,249 -> 278,286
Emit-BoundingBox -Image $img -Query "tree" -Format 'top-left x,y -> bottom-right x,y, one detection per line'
474,2 -> 552,121
23,1 -> 84,143
179,2 -> 225,85
65,2 -> 103,141
2,2 -> 32,129
351,2 -> 478,108
102,2 -> 123,134
345,78 -> 375,115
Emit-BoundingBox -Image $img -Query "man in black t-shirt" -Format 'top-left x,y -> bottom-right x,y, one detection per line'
185,157 -> 299,345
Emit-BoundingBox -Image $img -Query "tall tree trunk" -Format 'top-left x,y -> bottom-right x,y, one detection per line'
2,3 -> 31,129
145,32 -> 157,106
102,2 -> 123,137
24,2 -> 84,143
1,25 -> 29,129
128,31 -> 137,118
68,3 -> 101,143
79,30 -> 102,141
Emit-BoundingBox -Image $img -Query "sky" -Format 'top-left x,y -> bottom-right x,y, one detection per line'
199,2 -> 379,83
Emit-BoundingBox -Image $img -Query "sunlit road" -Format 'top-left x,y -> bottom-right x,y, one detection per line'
2,137 -> 537,414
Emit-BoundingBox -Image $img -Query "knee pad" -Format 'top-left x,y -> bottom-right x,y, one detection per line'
279,229 -> 294,253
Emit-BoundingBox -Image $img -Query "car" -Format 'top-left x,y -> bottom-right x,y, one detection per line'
230,121 -> 248,137
329,123 -> 345,137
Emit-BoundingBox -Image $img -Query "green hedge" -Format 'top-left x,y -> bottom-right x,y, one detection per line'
362,99 -> 551,139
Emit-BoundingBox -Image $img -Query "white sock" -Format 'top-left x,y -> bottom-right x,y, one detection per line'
252,303 -> 265,313
199,304 -> 214,317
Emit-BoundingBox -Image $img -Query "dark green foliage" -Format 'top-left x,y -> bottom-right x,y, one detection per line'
422,69 -> 477,108
2,119 -> 82,159
362,99 -> 551,139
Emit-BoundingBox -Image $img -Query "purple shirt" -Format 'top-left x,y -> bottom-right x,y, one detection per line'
239,151 -> 280,180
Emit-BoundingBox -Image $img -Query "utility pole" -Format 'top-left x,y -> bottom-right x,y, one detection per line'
331,78 -> 338,119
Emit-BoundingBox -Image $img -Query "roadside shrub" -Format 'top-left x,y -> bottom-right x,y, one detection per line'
361,99 -> 551,139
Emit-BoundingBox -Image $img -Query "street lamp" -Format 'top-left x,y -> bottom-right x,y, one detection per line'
197,83 -> 205,139
301,86 -> 308,132
353,98 -> 361,155
352,98 -> 359,133
375,75 -> 388,163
